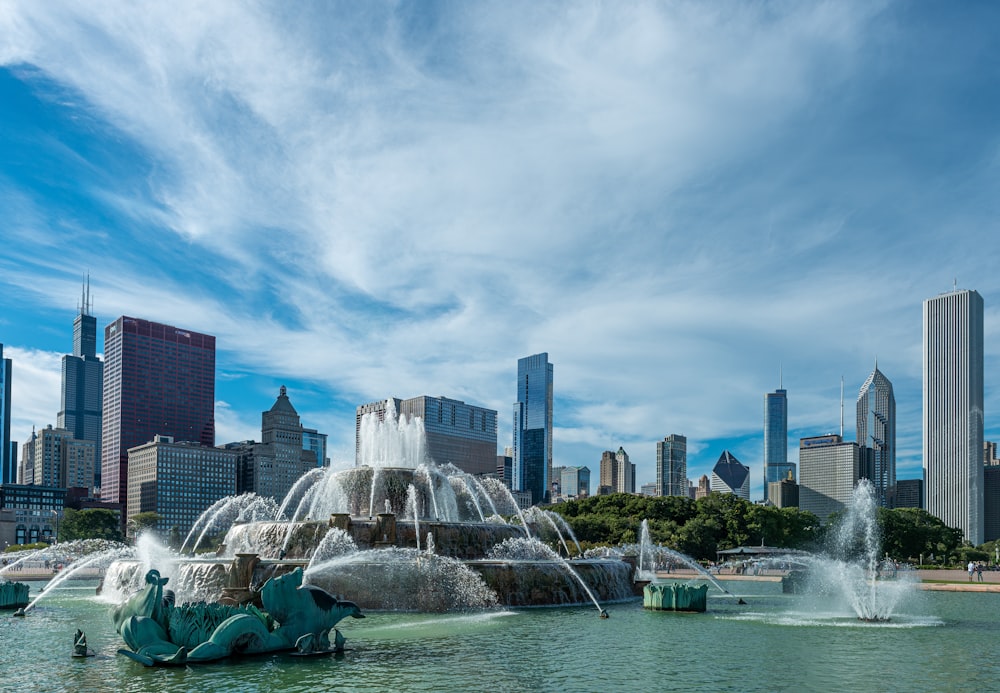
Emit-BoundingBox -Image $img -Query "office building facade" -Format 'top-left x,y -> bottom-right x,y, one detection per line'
19,425 -> 96,490
101,317 -> 216,504
302,427 -> 328,467
710,450 -> 750,500
401,396 -> 497,476
923,289 -> 984,545
891,479 -> 924,509
985,466 -> 1000,543
656,434 -> 687,497
695,474 -> 711,499
856,364 -> 895,507
767,474 -> 799,508
513,353 -> 553,505
356,395 -> 498,476
764,387 -> 793,485
0,484 -> 65,544
798,434 -> 863,523
127,435 -> 236,542
561,466 -> 590,498
599,447 -> 635,495
57,281 -> 104,487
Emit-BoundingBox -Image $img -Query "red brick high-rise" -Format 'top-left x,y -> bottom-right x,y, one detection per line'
100,316 -> 215,504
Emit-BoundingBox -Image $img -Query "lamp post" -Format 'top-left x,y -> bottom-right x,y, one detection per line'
50,509 -> 61,543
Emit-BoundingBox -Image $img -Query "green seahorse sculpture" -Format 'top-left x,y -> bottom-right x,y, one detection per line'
113,567 -> 363,666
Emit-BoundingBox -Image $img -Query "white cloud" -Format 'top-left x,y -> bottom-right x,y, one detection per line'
5,347 -> 62,453
2,1 -> 999,494
214,400 -> 259,445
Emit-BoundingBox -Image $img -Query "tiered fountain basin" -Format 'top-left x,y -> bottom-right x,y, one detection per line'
104,515 -> 636,610
103,465 -> 638,611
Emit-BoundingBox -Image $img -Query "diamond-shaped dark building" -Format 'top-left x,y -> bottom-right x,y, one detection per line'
710,450 -> 750,500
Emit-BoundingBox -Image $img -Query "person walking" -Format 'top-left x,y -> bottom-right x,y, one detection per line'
968,560 -> 975,582
977,563 -> 984,583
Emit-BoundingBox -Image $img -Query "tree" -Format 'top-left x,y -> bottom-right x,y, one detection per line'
59,508 -> 124,542
876,508 -> 962,561
128,512 -> 162,539
550,491 -> 819,560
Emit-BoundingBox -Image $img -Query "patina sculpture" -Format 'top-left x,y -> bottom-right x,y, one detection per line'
73,629 -> 95,657
0,580 -> 30,610
643,582 -> 709,612
113,568 -> 363,666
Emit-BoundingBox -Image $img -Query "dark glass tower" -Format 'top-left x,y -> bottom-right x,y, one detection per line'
764,384 -> 792,487
0,343 -> 13,485
856,363 -> 895,507
101,316 -> 215,504
57,279 -> 104,487
656,434 -> 687,497
513,353 -> 553,505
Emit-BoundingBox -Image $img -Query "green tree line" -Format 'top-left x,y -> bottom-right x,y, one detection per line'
549,492 -> 965,563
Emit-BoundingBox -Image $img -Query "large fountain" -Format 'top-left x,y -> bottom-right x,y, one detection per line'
101,403 -> 636,612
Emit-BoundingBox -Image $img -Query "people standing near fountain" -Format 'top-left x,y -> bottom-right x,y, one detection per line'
968,560 -> 975,582
976,563 -> 984,582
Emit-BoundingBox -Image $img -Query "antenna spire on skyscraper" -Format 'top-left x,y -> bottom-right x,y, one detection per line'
840,376 -> 844,438
78,273 -> 92,316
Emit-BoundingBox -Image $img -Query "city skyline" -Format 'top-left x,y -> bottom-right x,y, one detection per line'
2,3 -> 1000,498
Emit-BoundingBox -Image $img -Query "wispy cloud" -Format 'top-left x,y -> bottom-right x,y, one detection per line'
1,1 -> 999,492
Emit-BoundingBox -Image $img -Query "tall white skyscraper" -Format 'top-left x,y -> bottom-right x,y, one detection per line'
923,288 -> 984,545
856,363 -> 895,507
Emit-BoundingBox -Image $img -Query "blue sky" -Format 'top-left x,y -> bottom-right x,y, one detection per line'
1,1 -> 999,500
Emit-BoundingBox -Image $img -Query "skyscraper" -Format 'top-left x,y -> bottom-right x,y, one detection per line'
400,396 -> 498,476
598,447 -> 634,494
128,435 -> 236,542
101,317 -> 215,504
232,386 -> 318,503
923,289 -> 984,545
798,434 -> 862,522
561,466 -> 590,497
19,425 -> 96,489
656,434 -> 687,497
764,384 -> 792,486
57,279 -> 104,487
513,353 -> 553,505
856,363 -> 895,507
616,447 -> 635,494
710,450 -> 750,500
0,343 -> 13,485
